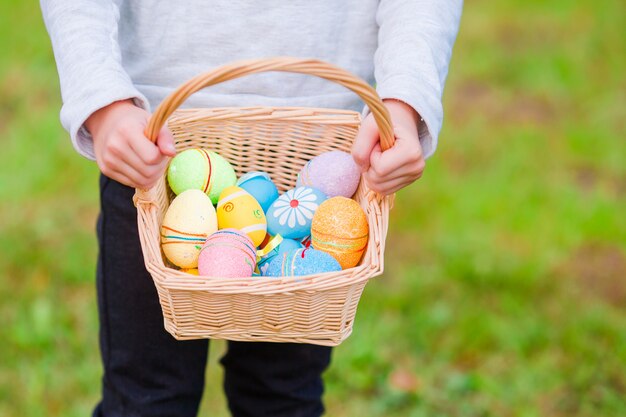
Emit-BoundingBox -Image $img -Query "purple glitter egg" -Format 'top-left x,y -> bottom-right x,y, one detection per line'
296,151 -> 361,198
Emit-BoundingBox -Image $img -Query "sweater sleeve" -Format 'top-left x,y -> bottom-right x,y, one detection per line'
40,0 -> 149,160
374,0 -> 463,159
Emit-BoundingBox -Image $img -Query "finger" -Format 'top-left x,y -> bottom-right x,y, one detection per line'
366,146 -> 420,186
351,115 -> 379,172
367,164 -> 413,184
369,134 -> 423,180
127,130 -> 167,166
98,159 -> 142,189
115,161 -> 160,189
363,173 -> 417,195
368,142 -> 406,181
114,144 -> 166,186
102,171 -> 136,189
156,126 -> 177,157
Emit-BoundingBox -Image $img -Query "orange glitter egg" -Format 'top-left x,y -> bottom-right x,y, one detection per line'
311,197 -> 369,269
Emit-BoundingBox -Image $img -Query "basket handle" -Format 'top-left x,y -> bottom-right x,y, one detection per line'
144,57 -> 395,151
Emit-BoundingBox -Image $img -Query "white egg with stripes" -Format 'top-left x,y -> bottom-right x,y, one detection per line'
160,189 -> 218,268
216,186 -> 267,247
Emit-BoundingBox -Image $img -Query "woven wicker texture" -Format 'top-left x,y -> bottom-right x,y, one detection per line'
135,58 -> 394,346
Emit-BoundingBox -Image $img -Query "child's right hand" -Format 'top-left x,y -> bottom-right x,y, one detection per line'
85,99 -> 176,189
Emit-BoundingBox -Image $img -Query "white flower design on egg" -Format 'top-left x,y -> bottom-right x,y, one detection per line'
271,187 -> 320,228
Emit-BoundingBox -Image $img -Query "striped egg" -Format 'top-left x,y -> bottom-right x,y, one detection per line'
167,148 -> 237,204
217,186 -> 267,247
265,248 -> 341,277
311,197 -> 369,269
257,237 -> 303,276
161,189 -> 218,268
198,229 -> 256,277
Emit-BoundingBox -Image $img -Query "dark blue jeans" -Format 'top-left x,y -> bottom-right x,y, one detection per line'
93,176 -> 332,417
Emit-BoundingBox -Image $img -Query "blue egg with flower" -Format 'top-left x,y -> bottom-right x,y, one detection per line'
266,186 -> 327,239
236,171 -> 279,214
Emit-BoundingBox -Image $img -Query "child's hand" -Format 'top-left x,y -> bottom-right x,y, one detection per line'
352,99 -> 425,195
85,99 -> 176,189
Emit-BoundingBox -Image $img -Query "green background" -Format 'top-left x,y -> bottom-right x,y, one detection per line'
1,1 -> 625,416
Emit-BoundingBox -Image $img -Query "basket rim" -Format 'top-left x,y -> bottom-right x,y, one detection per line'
170,106 -> 364,121
167,106 -> 363,128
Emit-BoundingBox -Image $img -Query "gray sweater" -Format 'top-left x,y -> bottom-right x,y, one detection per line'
41,1 -> 462,160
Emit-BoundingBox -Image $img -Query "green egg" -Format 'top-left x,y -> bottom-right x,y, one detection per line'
167,148 -> 237,204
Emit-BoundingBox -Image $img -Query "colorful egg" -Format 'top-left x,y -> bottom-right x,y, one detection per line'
296,150 -> 361,198
265,248 -> 341,277
161,189 -> 218,268
258,237 -> 303,276
266,186 -> 327,239
311,197 -> 369,269
180,268 -> 199,275
198,229 -> 256,277
167,148 -> 237,204
216,186 -> 267,247
237,171 -> 271,183
236,171 -> 279,213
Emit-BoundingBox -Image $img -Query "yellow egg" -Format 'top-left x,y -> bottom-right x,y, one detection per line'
180,268 -> 199,275
161,189 -> 218,268
216,186 -> 267,247
311,197 -> 369,269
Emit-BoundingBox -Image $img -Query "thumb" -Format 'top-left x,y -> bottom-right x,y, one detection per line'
351,115 -> 379,172
156,127 -> 176,157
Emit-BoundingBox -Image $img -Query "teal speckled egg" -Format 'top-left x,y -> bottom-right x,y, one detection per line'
258,238 -> 303,276
236,171 -> 279,213
265,248 -> 341,277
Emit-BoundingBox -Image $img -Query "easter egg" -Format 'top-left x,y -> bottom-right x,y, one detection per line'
236,172 -> 279,213
216,186 -> 267,247
266,186 -> 327,239
198,229 -> 256,277
296,150 -> 361,198
180,268 -> 199,275
265,248 -> 341,277
258,237 -> 303,276
237,171 -> 271,183
161,189 -> 218,268
167,148 -> 237,204
311,196 -> 369,269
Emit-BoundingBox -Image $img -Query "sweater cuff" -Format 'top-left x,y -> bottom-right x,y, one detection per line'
64,89 -> 150,161
363,74 -> 443,159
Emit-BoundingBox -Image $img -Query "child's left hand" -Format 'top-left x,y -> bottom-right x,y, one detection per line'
352,99 -> 425,195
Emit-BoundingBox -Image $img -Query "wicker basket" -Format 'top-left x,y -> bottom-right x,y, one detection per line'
134,58 -> 395,346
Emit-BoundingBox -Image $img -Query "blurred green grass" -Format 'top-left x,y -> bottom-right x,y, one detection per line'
1,0 -> 625,416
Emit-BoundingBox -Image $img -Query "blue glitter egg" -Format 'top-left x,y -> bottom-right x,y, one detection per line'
258,238 -> 303,276
236,172 -> 279,214
265,248 -> 342,277
266,187 -> 327,239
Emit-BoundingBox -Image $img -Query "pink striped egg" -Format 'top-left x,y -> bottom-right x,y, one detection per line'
198,229 -> 256,277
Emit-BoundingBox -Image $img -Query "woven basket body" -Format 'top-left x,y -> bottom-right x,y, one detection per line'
135,59 -> 393,346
